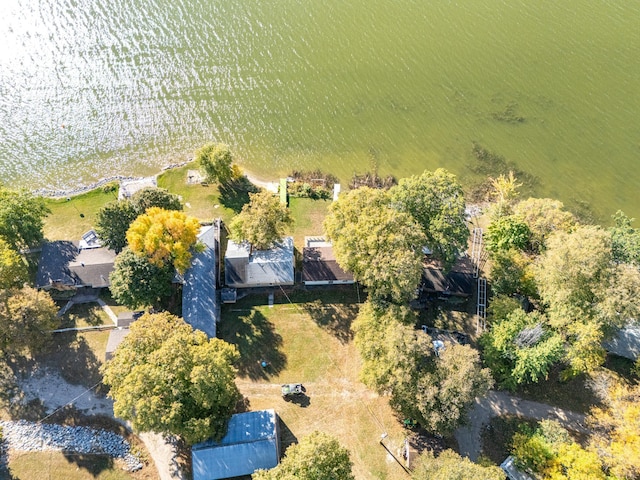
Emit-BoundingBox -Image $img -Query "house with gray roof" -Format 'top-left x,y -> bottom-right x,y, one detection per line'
182,224 -> 220,338
36,238 -> 116,291
225,237 -> 294,289
302,237 -> 354,286
192,409 -> 280,480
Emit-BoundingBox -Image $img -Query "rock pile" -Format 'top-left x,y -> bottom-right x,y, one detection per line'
0,420 -> 143,472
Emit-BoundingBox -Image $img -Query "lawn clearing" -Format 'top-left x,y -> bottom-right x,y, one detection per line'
287,197 -> 331,249
58,303 -> 114,329
219,288 -> 410,480
43,187 -> 116,240
157,165 -> 237,223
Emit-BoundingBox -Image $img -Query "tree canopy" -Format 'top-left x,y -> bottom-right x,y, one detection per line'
485,215 -> 532,253
95,188 -> 183,253
126,207 -> 201,273
130,187 -> 183,214
102,312 -> 241,444
513,198 -> 576,253
411,449 -> 505,480
0,286 -> 58,356
95,200 -> 138,253
610,210 -> 640,266
195,142 -> 234,184
228,190 -> 293,250
324,187 -> 425,303
588,380 -> 640,479
480,309 -> 564,390
354,301 -> 492,433
0,238 -> 29,290
253,431 -> 354,480
389,169 -> 469,270
108,248 -> 175,309
512,420 -> 606,480
0,187 -> 49,251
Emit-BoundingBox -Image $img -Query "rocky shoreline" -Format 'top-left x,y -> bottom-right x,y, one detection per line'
31,161 -> 190,199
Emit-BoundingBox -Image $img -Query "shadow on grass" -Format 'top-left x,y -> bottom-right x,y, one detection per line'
515,365 -> 600,414
60,303 -> 106,328
302,298 -> 357,344
219,309 -> 286,380
218,177 -> 260,213
62,452 -> 116,476
278,417 -> 299,454
36,332 -> 104,390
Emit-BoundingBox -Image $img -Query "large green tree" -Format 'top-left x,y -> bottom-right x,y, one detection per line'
411,449 -> 505,480
109,248 -> 174,309
354,301 -> 492,434
389,169 -> 469,270
0,187 -> 49,251
229,190 -> 293,250
0,238 -> 29,289
610,210 -> 640,266
485,215 -> 531,253
324,187 -> 425,303
102,312 -> 241,444
126,207 -> 201,274
480,309 -> 564,390
95,200 -> 138,253
195,142 -> 234,185
130,187 -> 182,214
513,198 -> 576,253
253,431 -> 354,480
0,286 -> 58,356
533,226 -> 640,375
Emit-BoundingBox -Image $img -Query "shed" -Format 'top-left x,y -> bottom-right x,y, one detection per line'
420,255 -> 475,298
182,225 -> 219,338
603,326 -> 640,360
192,409 -> 280,480
500,456 -> 535,480
302,237 -> 354,286
225,237 -> 294,288
36,241 -> 116,290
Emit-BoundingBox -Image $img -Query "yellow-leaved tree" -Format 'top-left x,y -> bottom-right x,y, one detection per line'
126,207 -> 201,273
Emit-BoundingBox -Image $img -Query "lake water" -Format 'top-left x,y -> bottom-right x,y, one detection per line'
1,0 -> 639,220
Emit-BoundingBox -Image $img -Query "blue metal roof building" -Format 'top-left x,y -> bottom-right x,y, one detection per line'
192,409 -> 280,480
182,225 -> 219,338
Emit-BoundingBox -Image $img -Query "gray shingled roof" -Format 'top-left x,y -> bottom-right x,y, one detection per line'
302,246 -> 354,283
36,241 -> 116,289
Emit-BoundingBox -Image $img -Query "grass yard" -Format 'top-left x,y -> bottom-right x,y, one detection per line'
58,303 -> 115,329
43,187 -> 117,240
156,165 -> 237,223
219,288 -> 410,480
287,197 -> 331,250
8,451 -> 150,480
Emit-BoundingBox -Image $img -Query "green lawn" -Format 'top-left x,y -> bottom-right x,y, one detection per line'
156,165 -> 237,223
43,187 -> 116,240
8,450 -> 158,480
219,288 -> 410,480
57,303 -> 114,329
287,197 -> 331,249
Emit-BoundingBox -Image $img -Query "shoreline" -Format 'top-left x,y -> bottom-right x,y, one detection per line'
31,161 -> 278,199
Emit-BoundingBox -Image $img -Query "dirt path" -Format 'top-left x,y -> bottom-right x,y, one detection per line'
454,390 -> 587,461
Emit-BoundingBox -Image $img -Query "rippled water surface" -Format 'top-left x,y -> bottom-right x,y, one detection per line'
1,0 -> 639,219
